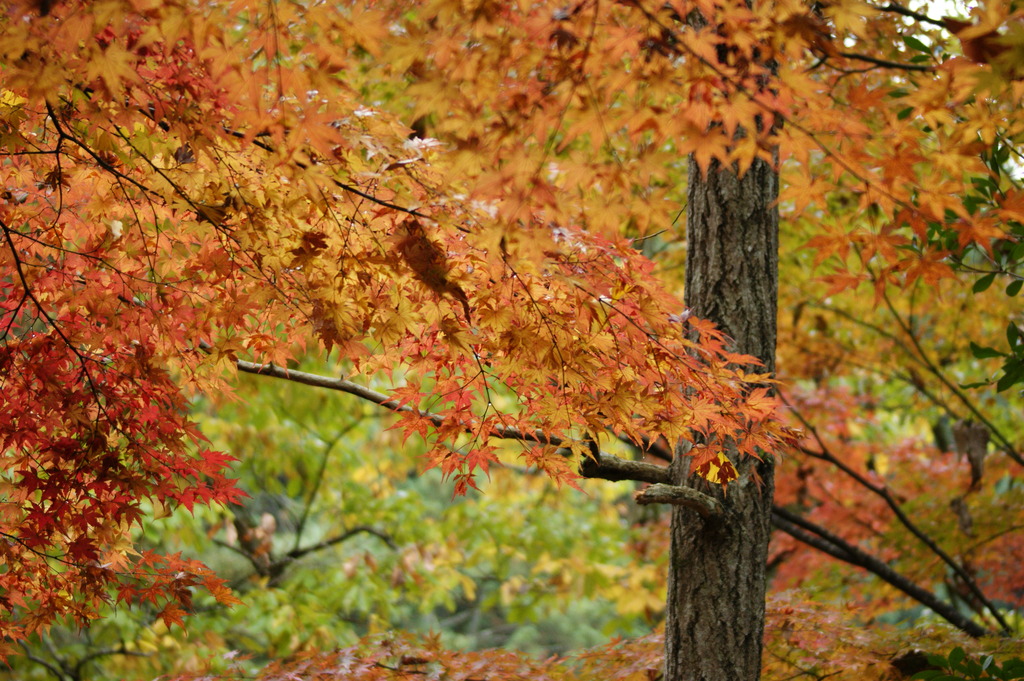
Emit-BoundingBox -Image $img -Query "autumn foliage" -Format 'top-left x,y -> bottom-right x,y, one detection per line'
0,0 -> 1023,676
0,0 -> 792,649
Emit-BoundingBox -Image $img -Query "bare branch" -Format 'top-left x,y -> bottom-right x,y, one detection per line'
875,2 -> 945,27
286,526 -> 397,560
74,644 -> 149,678
771,506 -> 991,637
837,51 -> 932,72
580,452 -> 672,484
18,641 -> 71,681
784,393 -> 1012,635
634,483 -> 724,517
235,358 -> 414,414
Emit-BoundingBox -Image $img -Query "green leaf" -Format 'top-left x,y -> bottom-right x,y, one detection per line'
1010,241 -> 1024,261
970,342 -> 1004,359
971,175 -> 997,194
973,272 -> 997,293
1008,280 -> 1023,297
903,35 -> 932,53
949,647 -> 966,668
1008,322 -> 1020,348
996,359 -> 1024,392
1002,659 -> 1024,679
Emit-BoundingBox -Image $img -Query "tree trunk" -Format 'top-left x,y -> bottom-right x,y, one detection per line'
663,155 -> 779,681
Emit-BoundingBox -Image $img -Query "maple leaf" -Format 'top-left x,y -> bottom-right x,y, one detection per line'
743,387 -> 778,423
679,125 -> 730,176
156,604 -> 187,630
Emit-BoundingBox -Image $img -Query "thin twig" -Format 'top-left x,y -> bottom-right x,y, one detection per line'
287,526 -> 397,560
875,2 -> 945,27
837,51 -> 933,72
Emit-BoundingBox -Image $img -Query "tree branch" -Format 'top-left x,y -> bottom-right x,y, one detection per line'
234,358 -> 668,485
634,483 -> 724,517
579,451 -> 672,484
837,51 -> 932,72
784,395 -> 1012,635
771,506 -> 991,637
18,641 -> 71,681
286,526 -> 397,561
235,358 -> 436,418
74,644 -> 149,679
875,2 -> 945,27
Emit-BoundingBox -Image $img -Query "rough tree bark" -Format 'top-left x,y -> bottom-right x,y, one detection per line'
664,155 -> 779,681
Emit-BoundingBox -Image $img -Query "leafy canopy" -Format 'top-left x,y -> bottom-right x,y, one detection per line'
3,0 -> 1024,668
0,0 -> 790,647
